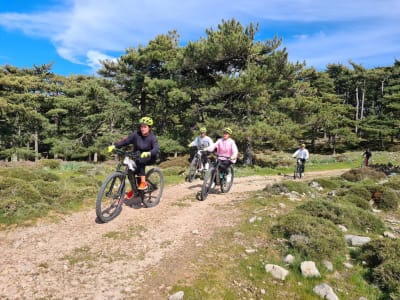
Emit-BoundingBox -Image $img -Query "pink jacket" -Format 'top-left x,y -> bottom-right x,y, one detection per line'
208,138 -> 238,163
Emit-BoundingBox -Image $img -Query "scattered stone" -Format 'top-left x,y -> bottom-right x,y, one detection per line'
265,264 -> 289,280
168,291 -> 184,300
383,231 -> 396,239
313,283 -> 339,300
300,261 -> 320,277
327,190 -> 336,196
191,230 -> 199,235
249,216 -> 257,223
343,262 -> 353,269
278,203 -> 286,208
345,234 -> 371,246
323,260 -> 333,272
245,248 -> 256,254
337,224 -> 348,232
284,254 -> 295,264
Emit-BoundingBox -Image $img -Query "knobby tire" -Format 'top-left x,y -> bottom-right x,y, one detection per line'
200,168 -> 215,201
141,168 -> 164,207
96,171 -> 125,223
220,166 -> 234,193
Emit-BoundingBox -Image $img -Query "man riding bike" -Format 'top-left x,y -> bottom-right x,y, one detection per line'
188,127 -> 214,170
292,143 -> 309,176
108,117 -> 159,197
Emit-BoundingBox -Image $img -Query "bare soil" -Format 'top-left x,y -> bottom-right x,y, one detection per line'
0,170 -> 348,300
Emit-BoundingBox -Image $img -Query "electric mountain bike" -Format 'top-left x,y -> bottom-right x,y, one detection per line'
200,156 -> 234,201
187,148 -> 210,182
293,158 -> 304,179
96,149 -> 164,223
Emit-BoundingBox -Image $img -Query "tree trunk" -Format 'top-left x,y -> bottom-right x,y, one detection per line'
94,152 -> 98,163
34,130 -> 39,162
243,137 -> 252,166
355,87 -> 359,133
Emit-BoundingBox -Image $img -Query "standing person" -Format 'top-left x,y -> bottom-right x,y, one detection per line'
188,127 -> 214,170
207,127 -> 238,182
362,148 -> 372,166
108,116 -> 159,197
292,143 -> 309,175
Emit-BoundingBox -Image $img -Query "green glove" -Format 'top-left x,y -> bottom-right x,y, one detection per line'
141,152 -> 151,158
107,145 -> 115,153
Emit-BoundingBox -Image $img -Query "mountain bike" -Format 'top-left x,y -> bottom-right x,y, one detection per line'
293,158 -> 304,179
187,148 -> 210,182
96,149 -> 164,223
200,156 -> 234,200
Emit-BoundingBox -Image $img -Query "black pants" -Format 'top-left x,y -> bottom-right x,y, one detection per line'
135,156 -> 156,176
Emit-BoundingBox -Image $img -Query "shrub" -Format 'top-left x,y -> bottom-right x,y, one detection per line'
271,212 -> 346,260
313,177 -> 350,190
340,194 -> 371,210
297,200 -> 384,234
39,159 -> 62,169
368,186 -> 398,210
264,181 -> 311,195
371,261 -> 400,298
358,239 -> 400,268
341,168 -> 386,182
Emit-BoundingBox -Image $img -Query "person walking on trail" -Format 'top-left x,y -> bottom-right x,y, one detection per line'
207,127 -> 238,183
107,117 -> 159,197
188,127 -> 214,170
362,148 -> 372,166
292,143 -> 309,175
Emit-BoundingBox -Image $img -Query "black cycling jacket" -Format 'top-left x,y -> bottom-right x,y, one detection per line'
114,130 -> 159,158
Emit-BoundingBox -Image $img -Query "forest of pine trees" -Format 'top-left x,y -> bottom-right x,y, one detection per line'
1,20 -> 399,164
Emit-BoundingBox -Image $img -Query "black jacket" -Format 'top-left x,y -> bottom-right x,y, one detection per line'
114,131 -> 159,158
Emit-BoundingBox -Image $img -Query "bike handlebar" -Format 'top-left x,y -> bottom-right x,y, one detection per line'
112,148 -> 140,159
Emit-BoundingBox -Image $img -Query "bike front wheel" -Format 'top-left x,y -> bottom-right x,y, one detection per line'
200,168 -> 215,201
96,171 -> 125,223
188,156 -> 200,182
221,166 -> 234,193
141,168 -> 164,208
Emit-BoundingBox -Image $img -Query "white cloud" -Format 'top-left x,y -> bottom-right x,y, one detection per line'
0,0 -> 399,72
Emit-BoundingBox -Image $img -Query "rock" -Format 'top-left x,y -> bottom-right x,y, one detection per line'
313,283 -> 339,300
300,261 -> 320,277
345,234 -> 371,246
265,264 -> 289,280
168,291 -> 184,300
323,260 -> 333,272
284,254 -> 295,264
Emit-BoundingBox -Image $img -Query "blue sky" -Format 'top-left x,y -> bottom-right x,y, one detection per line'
1,0 -> 399,76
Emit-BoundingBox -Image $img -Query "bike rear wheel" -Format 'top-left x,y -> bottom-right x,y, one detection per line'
188,156 -> 200,182
141,168 -> 164,207
96,171 -> 125,223
200,168 -> 215,201
220,166 -> 234,193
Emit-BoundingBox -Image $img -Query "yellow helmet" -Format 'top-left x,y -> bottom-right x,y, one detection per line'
139,116 -> 154,126
223,127 -> 232,135
199,127 -> 207,133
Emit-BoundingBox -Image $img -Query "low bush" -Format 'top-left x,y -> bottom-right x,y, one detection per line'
371,261 -> 400,298
358,239 -> 400,268
264,181 -> 311,195
340,194 -> 371,210
297,200 -> 384,233
271,212 -> 346,260
39,159 -> 62,169
313,177 -> 350,190
341,168 -> 386,182
368,186 -> 398,210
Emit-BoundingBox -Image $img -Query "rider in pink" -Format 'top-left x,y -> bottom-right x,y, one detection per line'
207,127 -> 238,164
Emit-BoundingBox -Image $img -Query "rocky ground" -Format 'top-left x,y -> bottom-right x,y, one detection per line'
0,170 -> 349,300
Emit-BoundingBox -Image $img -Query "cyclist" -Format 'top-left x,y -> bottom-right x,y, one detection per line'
207,127 -> 238,183
292,143 -> 309,175
188,127 -> 214,170
362,148 -> 372,166
108,117 -> 159,195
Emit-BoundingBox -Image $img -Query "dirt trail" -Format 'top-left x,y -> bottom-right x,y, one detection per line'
0,169 -> 348,300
